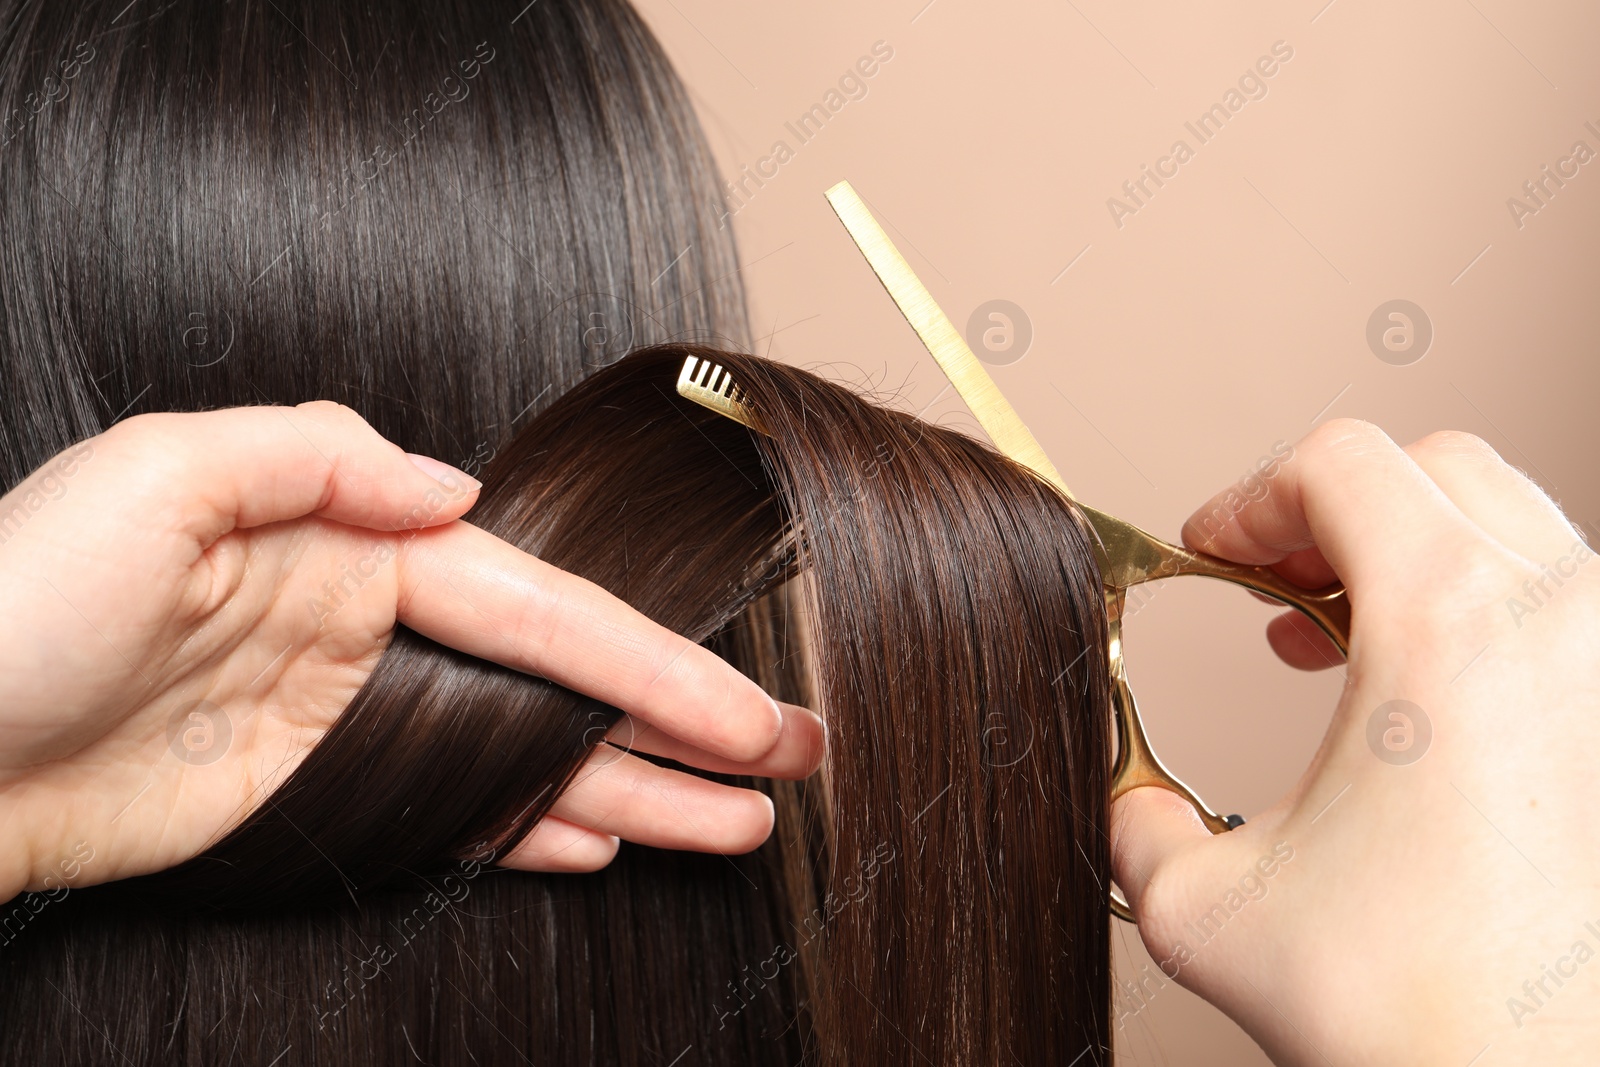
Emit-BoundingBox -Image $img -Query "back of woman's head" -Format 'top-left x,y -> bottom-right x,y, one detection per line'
0,2 -> 1113,1064
0,0 -> 744,483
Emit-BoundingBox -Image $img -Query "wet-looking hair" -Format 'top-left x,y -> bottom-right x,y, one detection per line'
0,1 -> 1112,1064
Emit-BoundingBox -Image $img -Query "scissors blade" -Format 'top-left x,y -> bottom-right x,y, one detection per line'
823,180 -> 1073,500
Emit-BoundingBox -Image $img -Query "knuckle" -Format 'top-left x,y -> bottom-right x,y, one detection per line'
1413,429 -> 1495,463
638,767 -> 681,809
1410,431 -> 1515,485
290,401 -> 376,466
642,636 -> 696,696
514,578 -> 569,656
101,411 -> 183,457
293,399 -> 368,429
293,400 -> 383,456
96,414 -> 196,496
1302,417 -> 1394,464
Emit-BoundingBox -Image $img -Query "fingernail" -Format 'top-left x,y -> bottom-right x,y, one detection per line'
408,452 -> 481,492
758,694 -> 785,750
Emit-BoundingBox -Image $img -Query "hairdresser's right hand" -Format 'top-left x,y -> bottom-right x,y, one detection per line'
0,404 -> 822,902
1110,419 -> 1600,1064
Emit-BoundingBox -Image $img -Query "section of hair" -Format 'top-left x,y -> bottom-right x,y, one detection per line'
727,351 -> 1112,1064
0,346 -> 1109,1064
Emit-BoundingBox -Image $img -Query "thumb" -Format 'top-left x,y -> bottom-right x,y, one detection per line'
101,402 -> 482,542
1110,785 -> 1216,919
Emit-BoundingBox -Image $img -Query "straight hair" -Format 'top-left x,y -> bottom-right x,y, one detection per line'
1,344 -> 1112,1064
0,1 -> 1112,1062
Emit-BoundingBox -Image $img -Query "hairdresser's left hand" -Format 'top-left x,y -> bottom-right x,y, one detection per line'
0,404 -> 823,902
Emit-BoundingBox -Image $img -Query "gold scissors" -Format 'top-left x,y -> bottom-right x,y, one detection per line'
679,180 -> 1351,922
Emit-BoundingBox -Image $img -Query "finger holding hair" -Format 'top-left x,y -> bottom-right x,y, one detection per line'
395,520 -> 791,766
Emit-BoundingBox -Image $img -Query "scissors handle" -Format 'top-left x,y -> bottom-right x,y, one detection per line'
1176,553 -> 1350,649
1090,504 -> 1350,921
1105,589 -> 1228,921
1078,503 -> 1351,651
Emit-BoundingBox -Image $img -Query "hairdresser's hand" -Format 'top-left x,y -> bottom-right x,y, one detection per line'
0,404 -> 822,902
1111,420 -> 1600,1064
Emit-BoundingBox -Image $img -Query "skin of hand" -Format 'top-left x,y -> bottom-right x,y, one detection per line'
0,403 -> 824,903
1111,419 -> 1600,1064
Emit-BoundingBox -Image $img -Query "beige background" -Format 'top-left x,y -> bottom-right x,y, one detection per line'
632,1 -> 1600,1062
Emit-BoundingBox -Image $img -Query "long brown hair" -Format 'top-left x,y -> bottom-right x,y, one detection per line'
0,0 -> 746,484
0,0 -> 1111,1061
0,345 -> 1111,1064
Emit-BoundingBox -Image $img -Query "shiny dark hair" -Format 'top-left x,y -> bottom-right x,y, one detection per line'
0,0 -> 745,482
0,2 -> 1111,1064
